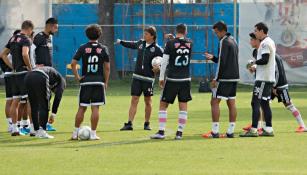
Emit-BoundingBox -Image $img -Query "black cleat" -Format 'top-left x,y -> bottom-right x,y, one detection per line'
120,123 -> 133,131
225,132 -> 234,138
175,131 -> 183,140
144,122 -> 152,130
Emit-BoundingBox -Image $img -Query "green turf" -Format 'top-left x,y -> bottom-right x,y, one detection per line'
0,81 -> 307,175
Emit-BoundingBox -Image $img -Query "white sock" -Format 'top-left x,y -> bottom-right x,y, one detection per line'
17,121 -> 21,127
74,127 -> 79,132
22,119 -> 29,127
7,118 -> 12,125
177,111 -> 188,132
158,111 -> 167,131
287,104 -> 305,128
257,121 -> 263,129
212,122 -> 219,134
227,122 -> 236,134
12,124 -> 19,132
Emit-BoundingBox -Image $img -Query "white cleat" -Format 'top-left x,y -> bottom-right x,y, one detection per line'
71,130 -> 78,140
36,129 -> 54,139
90,131 -> 100,140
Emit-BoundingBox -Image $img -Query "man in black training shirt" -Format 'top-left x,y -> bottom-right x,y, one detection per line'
151,24 -> 193,140
116,26 -> 163,131
71,24 -> 110,140
25,66 -> 65,139
0,20 -> 34,136
33,17 -> 58,67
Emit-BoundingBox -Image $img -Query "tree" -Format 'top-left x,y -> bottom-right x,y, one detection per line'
98,0 -> 118,79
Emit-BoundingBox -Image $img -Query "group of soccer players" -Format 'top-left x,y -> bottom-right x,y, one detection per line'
0,18 -> 305,140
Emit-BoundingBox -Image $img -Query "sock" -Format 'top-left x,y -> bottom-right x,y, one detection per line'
287,104 -> 306,128
158,111 -> 167,131
7,118 -> 12,125
30,123 -> 35,132
12,124 -> 19,132
212,122 -> 219,134
227,122 -> 236,134
127,121 -> 132,125
22,119 -> 29,128
74,127 -> 79,132
257,121 -> 263,129
177,111 -> 188,132
17,121 -> 21,128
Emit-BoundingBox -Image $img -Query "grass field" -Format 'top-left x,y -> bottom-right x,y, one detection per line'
0,80 -> 307,175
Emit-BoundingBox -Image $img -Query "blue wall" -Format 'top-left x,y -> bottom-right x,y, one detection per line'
52,3 -> 239,77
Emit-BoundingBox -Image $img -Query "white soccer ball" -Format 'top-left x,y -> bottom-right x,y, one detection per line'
78,126 -> 91,140
152,56 -> 162,67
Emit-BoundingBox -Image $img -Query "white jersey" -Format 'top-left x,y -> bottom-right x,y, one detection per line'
256,36 -> 276,82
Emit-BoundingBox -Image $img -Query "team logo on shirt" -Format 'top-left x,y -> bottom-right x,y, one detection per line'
150,47 -> 155,53
174,43 -> 180,48
96,48 -> 102,54
85,48 -> 92,53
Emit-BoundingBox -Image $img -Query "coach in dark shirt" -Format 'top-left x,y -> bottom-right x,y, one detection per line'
33,17 -> 58,66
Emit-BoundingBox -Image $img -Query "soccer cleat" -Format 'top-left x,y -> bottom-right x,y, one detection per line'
225,132 -> 235,138
7,125 -> 13,133
11,132 -> 20,136
71,130 -> 78,140
174,131 -> 183,140
20,127 -> 30,135
46,123 -> 56,131
239,129 -> 258,137
150,130 -> 165,139
259,130 -> 274,137
144,122 -> 152,130
296,126 -> 307,133
120,123 -> 133,131
36,129 -> 54,139
257,128 -> 263,135
243,124 -> 252,131
90,131 -> 100,140
202,131 -> 220,138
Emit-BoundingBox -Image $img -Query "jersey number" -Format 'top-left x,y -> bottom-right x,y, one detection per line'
175,48 -> 190,66
87,55 -> 98,73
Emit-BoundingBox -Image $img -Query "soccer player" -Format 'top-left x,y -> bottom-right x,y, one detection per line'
245,32 -> 307,133
150,23 -> 193,140
24,66 -> 66,139
71,24 -> 110,140
240,22 -> 276,137
202,21 -> 239,138
116,26 -> 163,131
33,17 -> 58,67
1,20 -> 34,136
33,17 -> 58,131
0,30 -> 20,133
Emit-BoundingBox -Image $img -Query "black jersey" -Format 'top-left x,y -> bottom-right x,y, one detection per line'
72,42 -> 110,83
120,40 -> 163,79
275,54 -> 288,89
33,32 -> 53,66
7,33 -> 31,72
164,37 -> 192,80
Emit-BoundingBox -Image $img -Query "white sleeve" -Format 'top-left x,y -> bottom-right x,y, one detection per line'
159,54 -> 169,81
30,44 -> 37,68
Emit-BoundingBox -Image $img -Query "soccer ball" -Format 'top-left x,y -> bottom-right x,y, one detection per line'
78,126 -> 91,140
152,56 -> 162,67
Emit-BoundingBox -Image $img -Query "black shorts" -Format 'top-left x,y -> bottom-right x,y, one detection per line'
212,82 -> 237,100
131,78 -> 154,97
12,73 -> 28,100
79,83 -> 106,106
4,75 -> 13,100
253,81 -> 273,101
161,80 -> 192,104
272,88 -> 291,104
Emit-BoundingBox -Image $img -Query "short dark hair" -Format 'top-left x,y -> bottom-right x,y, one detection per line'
176,23 -> 187,34
255,22 -> 268,34
213,21 -> 227,32
249,32 -> 256,39
144,26 -> 157,41
46,17 -> 58,25
13,29 -> 21,35
21,20 -> 34,30
85,24 -> 102,40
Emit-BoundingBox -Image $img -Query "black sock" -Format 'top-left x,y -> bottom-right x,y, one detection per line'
251,96 -> 261,128
127,121 -> 132,125
261,100 -> 272,127
144,122 -> 150,126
